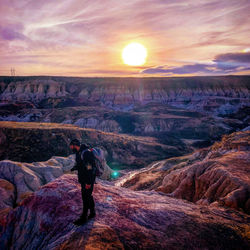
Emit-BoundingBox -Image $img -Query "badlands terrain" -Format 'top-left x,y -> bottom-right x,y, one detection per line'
0,76 -> 249,249
0,76 -> 249,150
0,128 -> 249,249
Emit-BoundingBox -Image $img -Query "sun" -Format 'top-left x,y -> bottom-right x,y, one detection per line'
122,42 -> 147,66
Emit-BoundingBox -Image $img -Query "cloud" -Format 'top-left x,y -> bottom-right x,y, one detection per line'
0,25 -> 27,41
141,52 -> 250,75
0,0 -> 250,76
141,64 -> 216,75
214,52 -> 250,63
213,52 -> 250,72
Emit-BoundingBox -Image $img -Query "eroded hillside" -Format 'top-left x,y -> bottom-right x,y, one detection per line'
0,121 -> 183,168
117,130 -> 250,214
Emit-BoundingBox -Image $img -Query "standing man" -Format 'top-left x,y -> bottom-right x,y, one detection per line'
70,139 -> 96,225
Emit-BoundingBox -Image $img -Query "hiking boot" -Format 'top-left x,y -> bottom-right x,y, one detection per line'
73,215 -> 87,226
88,211 -> 96,219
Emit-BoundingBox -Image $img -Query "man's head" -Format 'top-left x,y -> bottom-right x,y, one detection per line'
70,139 -> 80,153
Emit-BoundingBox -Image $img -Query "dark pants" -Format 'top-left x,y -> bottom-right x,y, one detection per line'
81,177 -> 95,216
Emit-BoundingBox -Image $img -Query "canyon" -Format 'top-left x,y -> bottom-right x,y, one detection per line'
0,76 -> 249,152
0,129 -> 249,249
0,76 -> 249,249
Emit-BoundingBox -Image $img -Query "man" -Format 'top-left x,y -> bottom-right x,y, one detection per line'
70,139 -> 97,225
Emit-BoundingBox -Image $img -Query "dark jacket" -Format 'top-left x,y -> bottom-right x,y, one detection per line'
73,145 -> 96,185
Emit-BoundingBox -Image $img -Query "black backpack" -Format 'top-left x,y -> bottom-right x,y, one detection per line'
81,148 -> 105,177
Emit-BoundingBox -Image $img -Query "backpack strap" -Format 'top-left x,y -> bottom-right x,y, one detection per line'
80,149 -> 90,161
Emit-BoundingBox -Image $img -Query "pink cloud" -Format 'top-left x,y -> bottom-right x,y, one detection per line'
0,0 -> 249,76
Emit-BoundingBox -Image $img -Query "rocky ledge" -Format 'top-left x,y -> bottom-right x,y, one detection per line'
0,175 -> 249,249
0,121 -> 184,169
0,152 -> 112,217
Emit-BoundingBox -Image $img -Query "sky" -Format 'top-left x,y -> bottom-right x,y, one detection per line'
0,0 -> 250,77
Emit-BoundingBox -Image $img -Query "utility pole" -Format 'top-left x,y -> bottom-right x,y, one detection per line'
10,68 -> 16,82
10,68 -> 15,76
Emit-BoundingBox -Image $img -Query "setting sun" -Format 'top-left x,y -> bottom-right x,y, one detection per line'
122,42 -> 147,66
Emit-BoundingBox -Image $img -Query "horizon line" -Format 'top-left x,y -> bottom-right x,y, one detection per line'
1,74 -> 250,79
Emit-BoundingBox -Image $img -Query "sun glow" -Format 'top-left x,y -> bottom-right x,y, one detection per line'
122,42 -> 147,66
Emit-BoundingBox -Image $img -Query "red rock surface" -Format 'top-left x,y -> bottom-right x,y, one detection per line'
0,179 -> 15,216
118,131 -> 250,214
0,175 -> 249,249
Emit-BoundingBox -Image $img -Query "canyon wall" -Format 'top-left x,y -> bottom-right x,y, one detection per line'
1,76 -> 249,151
0,76 -> 249,114
0,121 -> 183,168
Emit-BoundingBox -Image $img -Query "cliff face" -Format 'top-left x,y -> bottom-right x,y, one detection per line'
0,121 -> 183,169
0,175 -> 249,249
0,76 -> 249,114
117,130 -> 250,214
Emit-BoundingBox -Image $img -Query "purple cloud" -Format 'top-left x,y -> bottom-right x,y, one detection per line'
214,52 -> 250,63
213,52 -> 250,71
0,0 -> 250,76
0,25 -> 26,41
141,64 -> 216,75
141,52 -> 250,75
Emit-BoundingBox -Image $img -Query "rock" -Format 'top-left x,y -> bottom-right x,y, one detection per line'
118,131 -> 250,214
1,76 -> 249,114
0,80 -> 67,102
0,152 -> 113,212
0,156 -> 74,206
0,175 -> 249,249
0,179 -> 15,215
73,118 -> 121,133
0,121 -> 183,168
243,126 -> 250,131
1,77 -> 249,152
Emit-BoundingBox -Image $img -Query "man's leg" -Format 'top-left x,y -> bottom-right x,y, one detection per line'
88,183 -> 96,219
73,184 -> 88,225
81,183 -> 89,217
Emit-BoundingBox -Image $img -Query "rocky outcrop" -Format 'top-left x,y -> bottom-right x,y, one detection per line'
0,76 -> 249,114
118,131 -> 250,214
0,79 -> 67,102
0,121 -> 185,168
0,152 -> 112,216
0,175 -> 249,249
0,156 -> 74,207
73,117 -> 122,133
0,103 -> 247,151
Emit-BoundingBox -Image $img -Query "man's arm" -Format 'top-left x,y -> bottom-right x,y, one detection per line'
71,158 -> 80,171
70,165 -> 78,171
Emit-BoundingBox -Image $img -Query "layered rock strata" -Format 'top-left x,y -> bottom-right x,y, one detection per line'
0,175 -> 249,249
117,131 -> 250,214
0,76 -> 249,114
